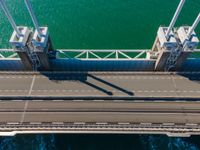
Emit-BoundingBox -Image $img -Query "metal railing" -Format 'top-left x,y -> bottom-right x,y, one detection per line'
0,49 -> 199,59
0,123 -> 199,137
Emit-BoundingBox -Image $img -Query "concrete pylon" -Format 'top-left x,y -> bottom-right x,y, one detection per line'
175,13 -> 200,70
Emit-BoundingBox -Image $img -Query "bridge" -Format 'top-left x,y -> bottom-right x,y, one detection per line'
0,0 -> 199,137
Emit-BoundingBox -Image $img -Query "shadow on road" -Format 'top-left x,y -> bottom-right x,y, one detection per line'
41,72 -> 134,96
177,73 -> 200,84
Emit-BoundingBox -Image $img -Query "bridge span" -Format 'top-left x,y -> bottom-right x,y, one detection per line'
0,71 -> 199,137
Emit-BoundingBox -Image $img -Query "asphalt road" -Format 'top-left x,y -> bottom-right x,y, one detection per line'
0,72 -> 200,98
0,100 -> 200,124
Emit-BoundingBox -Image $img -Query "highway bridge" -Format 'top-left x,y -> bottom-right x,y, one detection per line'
0,0 -> 199,137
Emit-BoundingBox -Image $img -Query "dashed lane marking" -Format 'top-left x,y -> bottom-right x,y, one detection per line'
118,123 -> 130,125
0,89 -> 200,94
0,76 -> 194,80
93,100 -> 105,102
96,122 -> 108,125
72,100 -> 84,102
52,122 -> 64,125
74,122 -> 86,125
30,122 -> 42,125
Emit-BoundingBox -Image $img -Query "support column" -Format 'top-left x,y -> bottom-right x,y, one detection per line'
149,0 -> 185,71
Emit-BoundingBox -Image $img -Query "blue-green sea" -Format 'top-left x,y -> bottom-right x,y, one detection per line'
0,0 -> 199,49
0,0 -> 200,149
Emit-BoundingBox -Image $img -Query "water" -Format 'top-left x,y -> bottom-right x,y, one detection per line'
0,134 -> 200,150
0,0 -> 200,149
0,0 -> 199,49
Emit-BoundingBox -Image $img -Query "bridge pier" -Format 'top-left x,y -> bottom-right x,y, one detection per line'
150,27 -> 178,71
9,27 -> 33,70
25,0 -> 52,70
31,27 -> 52,70
175,14 -> 200,70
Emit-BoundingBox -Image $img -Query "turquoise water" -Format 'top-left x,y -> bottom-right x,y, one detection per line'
0,0 -> 199,49
0,0 -> 200,149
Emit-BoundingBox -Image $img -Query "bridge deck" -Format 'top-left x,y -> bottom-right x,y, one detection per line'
0,72 -> 200,98
0,100 -> 199,124
0,100 -> 200,137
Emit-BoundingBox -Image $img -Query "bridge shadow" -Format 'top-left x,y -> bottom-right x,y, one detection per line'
41,72 -> 134,96
177,72 -> 200,84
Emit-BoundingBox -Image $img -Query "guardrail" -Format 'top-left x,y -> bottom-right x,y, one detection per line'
0,49 -> 199,59
0,123 -> 199,137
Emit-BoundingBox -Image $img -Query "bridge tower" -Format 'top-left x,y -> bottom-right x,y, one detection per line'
0,0 -> 35,70
25,0 -> 53,70
175,13 -> 200,70
148,0 -> 185,71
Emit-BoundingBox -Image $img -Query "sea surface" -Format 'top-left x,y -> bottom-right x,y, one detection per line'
0,0 -> 200,149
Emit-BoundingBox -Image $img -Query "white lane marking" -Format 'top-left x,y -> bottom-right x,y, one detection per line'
7,122 -> 19,125
30,122 -> 42,125
32,100 -> 44,102
0,89 -> 200,94
93,100 -> 105,102
74,122 -> 86,125
72,100 -> 84,102
185,123 -> 198,126
118,123 -> 130,125
140,123 -> 152,125
113,100 -> 125,102
28,75 -> 36,96
163,123 -> 175,126
52,122 -> 64,125
52,100 -> 64,102
11,100 -> 23,102
96,122 -> 108,125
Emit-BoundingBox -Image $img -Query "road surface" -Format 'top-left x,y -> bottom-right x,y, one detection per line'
0,100 -> 199,124
0,72 -> 200,98
0,100 -> 200,137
